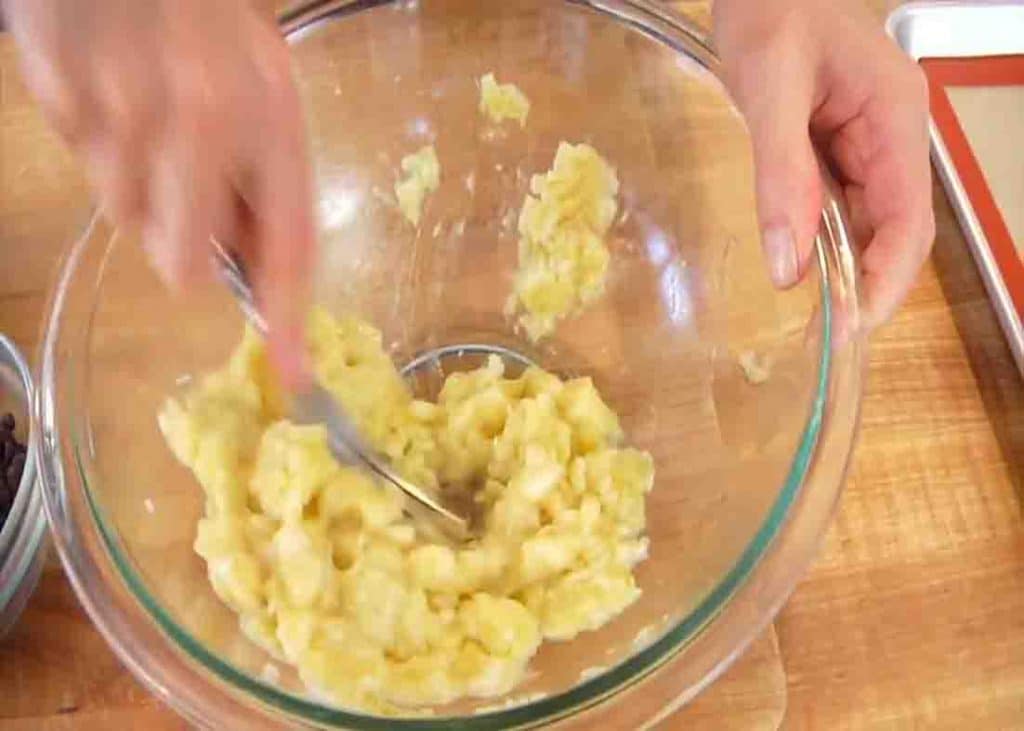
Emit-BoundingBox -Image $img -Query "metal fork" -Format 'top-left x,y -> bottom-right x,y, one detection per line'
210,239 -> 470,541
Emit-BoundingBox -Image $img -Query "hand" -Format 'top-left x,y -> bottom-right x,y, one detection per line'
3,0 -> 314,384
713,0 -> 935,332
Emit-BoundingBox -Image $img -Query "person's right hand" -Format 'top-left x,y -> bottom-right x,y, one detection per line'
3,0 -> 315,384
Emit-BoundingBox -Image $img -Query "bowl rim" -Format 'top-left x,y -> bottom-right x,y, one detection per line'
0,332 -> 47,633
33,1 -> 864,727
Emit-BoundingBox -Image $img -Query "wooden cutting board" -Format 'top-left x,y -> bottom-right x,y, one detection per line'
7,0 -> 1024,729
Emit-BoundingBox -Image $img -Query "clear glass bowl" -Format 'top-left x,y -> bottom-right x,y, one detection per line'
34,0 -> 865,727
0,333 -> 47,638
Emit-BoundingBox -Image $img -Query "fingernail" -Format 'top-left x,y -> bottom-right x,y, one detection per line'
762,225 -> 799,288
143,225 -> 182,292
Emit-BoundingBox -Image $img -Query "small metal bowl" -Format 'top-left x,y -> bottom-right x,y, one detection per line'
0,334 -> 47,638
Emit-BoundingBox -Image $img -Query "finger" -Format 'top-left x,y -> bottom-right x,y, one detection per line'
89,62 -> 164,226
145,145 -> 211,290
5,0 -> 101,146
827,116 -> 872,186
89,138 -> 150,230
723,42 -> 824,290
145,69 -> 222,289
87,89 -> 161,229
246,25 -> 316,387
859,171 -> 934,331
859,190 -> 934,330
20,56 -> 101,149
849,75 -> 934,329
842,184 -> 873,248
860,207 -> 934,330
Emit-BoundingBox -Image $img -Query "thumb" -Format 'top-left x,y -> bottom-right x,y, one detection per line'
724,53 -> 823,289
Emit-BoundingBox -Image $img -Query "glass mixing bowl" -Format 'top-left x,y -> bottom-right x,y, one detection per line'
34,0 -> 864,727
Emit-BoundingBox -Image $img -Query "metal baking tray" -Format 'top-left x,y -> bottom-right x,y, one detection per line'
887,1 -> 1024,372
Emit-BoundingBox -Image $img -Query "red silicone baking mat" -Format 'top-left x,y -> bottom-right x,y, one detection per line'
924,55 -> 1024,316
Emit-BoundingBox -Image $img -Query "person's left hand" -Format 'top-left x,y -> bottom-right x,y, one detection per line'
714,0 -> 935,332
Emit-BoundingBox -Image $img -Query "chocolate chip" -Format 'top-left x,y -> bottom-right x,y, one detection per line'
0,414 -> 27,530
6,453 -> 25,488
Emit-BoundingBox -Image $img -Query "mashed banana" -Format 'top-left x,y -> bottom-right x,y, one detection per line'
508,142 -> 619,340
479,73 -> 530,127
395,145 -> 441,227
159,309 -> 653,713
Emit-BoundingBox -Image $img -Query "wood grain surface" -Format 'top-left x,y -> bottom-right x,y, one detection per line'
2,0 -> 1024,729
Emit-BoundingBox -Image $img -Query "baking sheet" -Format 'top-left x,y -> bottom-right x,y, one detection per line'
887,2 -> 1024,372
